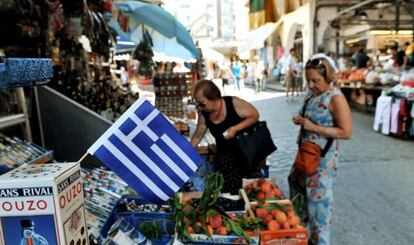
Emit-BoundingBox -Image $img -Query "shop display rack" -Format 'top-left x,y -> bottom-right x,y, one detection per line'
153,72 -> 194,118
82,168 -> 134,240
0,133 -> 53,174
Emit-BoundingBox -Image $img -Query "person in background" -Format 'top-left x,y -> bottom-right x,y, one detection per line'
253,55 -> 265,94
217,62 -> 235,93
284,48 -> 297,100
262,63 -> 269,91
190,80 -> 262,194
246,61 -> 255,87
293,58 -> 304,95
396,42 -> 409,67
353,48 -> 370,69
390,45 -> 407,68
232,60 -> 242,91
290,57 -> 352,245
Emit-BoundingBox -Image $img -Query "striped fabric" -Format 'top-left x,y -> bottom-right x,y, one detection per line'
88,97 -> 201,203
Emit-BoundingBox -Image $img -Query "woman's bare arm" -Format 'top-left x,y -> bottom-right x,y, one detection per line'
190,111 -> 208,147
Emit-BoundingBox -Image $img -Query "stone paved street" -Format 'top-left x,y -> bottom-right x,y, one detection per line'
225,86 -> 414,245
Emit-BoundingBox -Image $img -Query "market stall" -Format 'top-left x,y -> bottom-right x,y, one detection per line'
94,173 -> 307,245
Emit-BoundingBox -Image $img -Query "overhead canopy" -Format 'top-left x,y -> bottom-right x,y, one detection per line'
115,1 -> 200,59
238,21 -> 282,54
200,47 -> 224,61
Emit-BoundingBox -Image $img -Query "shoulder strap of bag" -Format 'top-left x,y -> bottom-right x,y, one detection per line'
299,95 -> 333,157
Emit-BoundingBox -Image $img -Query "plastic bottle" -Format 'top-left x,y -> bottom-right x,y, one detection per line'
20,219 -> 49,245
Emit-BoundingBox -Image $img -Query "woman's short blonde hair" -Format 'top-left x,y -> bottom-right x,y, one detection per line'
305,58 -> 337,83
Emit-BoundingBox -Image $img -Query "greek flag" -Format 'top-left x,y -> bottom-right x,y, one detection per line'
88,97 -> 201,203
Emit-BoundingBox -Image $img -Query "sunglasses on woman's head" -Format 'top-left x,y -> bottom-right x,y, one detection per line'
305,58 -> 327,78
306,58 -> 323,67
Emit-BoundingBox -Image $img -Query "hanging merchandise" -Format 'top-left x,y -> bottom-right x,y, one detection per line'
153,72 -> 193,118
133,28 -> 154,78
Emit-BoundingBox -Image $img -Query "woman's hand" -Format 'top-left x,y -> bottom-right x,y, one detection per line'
292,116 -> 317,131
223,126 -> 238,139
292,115 -> 302,125
302,118 -> 317,131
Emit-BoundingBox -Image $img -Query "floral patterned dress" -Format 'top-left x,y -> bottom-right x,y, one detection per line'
301,87 -> 341,245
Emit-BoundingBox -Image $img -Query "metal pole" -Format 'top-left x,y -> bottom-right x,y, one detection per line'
412,3 -> 414,42
396,2 -> 400,35
34,86 -> 45,148
16,87 -> 33,142
217,0 -> 222,38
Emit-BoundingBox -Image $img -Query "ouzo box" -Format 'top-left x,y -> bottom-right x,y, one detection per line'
0,163 -> 89,245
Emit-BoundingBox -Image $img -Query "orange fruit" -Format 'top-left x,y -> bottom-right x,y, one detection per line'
267,220 -> 280,231
182,197 -> 192,203
217,226 -> 228,235
252,181 -> 258,189
255,207 -> 267,218
261,180 -> 272,193
207,225 -> 214,235
272,188 -> 282,198
244,230 -> 255,236
281,222 -> 291,230
273,210 -> 287,224
256,191 -> 265,201
208,214 -> 223,229
187,226 -> 195,233
287,216 -> 299,227
292,224 -> 304,229
265,191 -> 275,199
263,214 -> 274,224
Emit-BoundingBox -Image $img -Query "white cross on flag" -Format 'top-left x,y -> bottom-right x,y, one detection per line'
88,97 -> 201,203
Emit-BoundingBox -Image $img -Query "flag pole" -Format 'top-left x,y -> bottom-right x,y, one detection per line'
77,152 -> 89,164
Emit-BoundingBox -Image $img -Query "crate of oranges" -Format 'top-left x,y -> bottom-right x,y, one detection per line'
251,200 -> 307,245
239,185 -> 308,245
242,178 -> 286,202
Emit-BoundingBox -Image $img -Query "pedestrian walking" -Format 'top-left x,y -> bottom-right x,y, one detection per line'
284,48 -> 297,100
232,61 -> 242,91
217,62 -> 234,93
190,80 -> 262,194
253,56 -> 264,94
289,57 -> 352,245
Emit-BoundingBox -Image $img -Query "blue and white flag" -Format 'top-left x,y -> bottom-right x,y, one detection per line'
88,97 -> 201,203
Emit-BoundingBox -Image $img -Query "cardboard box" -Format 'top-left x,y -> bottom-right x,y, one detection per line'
0,163 -> 89,245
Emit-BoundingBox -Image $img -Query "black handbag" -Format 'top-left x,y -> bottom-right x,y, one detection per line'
234,121 -> 277,168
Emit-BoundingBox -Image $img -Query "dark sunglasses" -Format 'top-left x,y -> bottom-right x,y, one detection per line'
306,58 -> 324,67
305,58 -> 327,78
196,102 -> 206,108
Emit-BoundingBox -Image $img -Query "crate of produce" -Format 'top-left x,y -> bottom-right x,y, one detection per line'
241,192 -> 308,245
242,178 -> 286,202
101,195 -> 175,244
175,174 -> 258,244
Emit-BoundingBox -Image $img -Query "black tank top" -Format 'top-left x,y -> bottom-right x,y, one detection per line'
202,96 -> 244,153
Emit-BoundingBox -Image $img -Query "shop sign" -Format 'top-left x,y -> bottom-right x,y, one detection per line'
0,163 -> 89,245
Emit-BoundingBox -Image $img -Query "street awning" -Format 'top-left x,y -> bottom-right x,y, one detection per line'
238,21 -> 282,54
200,47 -> 225,61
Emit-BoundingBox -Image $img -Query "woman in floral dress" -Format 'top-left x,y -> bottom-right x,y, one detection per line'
291,57 -> 352,245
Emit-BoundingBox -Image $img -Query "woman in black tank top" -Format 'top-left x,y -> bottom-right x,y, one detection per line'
190,80 -> 262,194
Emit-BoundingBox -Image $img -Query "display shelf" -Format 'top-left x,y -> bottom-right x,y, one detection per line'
0,114 -> 26,130
26,149 -> 53,165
